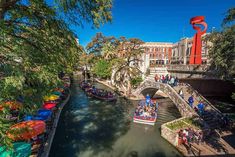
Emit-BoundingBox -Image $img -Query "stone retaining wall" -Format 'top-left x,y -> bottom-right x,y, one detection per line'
161,117 -> 187,147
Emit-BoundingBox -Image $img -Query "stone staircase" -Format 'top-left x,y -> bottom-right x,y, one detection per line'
173,83 -> 235,156
173,84 -> 222,130
147,67 -> 168,80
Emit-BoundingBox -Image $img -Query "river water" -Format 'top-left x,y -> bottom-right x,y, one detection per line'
49,78 -> 183,157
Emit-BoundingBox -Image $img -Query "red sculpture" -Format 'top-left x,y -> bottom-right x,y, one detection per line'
189,16 -> 207,64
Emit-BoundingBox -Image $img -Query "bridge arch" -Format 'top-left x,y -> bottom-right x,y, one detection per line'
133,79 -> 198,117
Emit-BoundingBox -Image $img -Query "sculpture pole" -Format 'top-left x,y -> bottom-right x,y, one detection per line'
189,16 -> 207,64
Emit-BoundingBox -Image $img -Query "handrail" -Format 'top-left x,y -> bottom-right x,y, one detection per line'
184,83 -> 223,117
164,83 -> 198,117
190,144 -> 201,156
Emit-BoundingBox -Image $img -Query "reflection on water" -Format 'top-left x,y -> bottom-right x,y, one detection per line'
50,79 -> 183,157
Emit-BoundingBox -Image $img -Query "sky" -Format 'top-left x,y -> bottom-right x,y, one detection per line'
71,0 -> 235,47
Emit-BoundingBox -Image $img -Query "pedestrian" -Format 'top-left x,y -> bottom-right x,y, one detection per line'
197,102 -> 205,116
174,77 -> 179,86
155,74 -> 159,82
165,74 -> 169,83
179,89 -> 184,98
188,95 -> 194,108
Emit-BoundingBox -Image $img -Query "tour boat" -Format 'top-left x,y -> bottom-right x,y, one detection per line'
133,100 -> 158,126
133,115 -> 157,126
86,89 -> 117,101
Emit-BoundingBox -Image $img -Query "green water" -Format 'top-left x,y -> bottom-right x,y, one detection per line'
49,78 -> 182,157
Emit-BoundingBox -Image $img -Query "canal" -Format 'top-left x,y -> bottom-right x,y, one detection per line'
50,78 -> 183,157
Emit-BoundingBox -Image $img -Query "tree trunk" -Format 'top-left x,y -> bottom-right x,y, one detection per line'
127,80 -> 131,97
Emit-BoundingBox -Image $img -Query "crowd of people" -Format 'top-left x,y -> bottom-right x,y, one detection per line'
154,74 -> 179,87
178,127 -> 204,146
134,94 -> 158,118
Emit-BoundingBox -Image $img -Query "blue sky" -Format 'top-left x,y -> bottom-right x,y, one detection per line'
71,0 -> 234,47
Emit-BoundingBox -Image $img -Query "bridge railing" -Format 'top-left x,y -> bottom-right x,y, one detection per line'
166,65 -> 209,72
161,83 -> 198,117
183,83 -> 223,118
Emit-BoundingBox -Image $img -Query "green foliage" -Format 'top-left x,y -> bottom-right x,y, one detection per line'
207,7 -> 235,79
92,59 -> 111,79
207,7 -> 235,101
166,118 -> 202,131
0,0 -> 113,147
222,7 -> 235,26
86,32 -> 118,55
56,0 -> 112,27
207,26 -> 235,79
131,76 -> 143,87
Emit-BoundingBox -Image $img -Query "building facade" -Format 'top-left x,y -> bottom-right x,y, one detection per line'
171,34 -> 210,65
138,35 -> 211,75
139,42 -> 173,73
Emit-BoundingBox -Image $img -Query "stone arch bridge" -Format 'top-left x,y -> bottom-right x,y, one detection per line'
132,79 -> 198,117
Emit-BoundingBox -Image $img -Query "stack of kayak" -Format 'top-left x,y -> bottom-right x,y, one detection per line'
133,94 -> 158,126
80,81 -> 117,101
0,75 -> 71,157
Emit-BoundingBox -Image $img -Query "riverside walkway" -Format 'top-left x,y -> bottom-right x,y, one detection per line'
132,78 -> 235,156
93,77 -> 235,156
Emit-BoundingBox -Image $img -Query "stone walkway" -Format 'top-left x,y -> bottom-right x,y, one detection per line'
173,83 -> 235,156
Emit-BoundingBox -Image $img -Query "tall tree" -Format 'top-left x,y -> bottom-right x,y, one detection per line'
86,32 -> 117,56
0,0 -> 113,146
207,7 -> 235,79
207,7 -> 235,101
113,37 -> 144,95
87,34 -> 144,96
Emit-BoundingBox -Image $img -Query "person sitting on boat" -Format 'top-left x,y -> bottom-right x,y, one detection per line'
151,110 -> 156,117
143,111 -> 150,117
92,86 -> 96,93
139,108 -> 144,115
135,108 -> 140,116
107,91 -> 113,98
145,94 -> 151,106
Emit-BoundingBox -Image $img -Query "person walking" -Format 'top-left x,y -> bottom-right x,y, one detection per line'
179,89 -> 184,98
188,95 -> 194,108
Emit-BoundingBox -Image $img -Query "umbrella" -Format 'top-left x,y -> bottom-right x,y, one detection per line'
43,103 -> 56,110
54,87 -> 64,93
52,91 -> 62,96
0,142 -> 31,157
37,109 -> 52,119
24,115 -> 33,121
24,115 -> 49,121
43,95 -> 59,101
7,120 -> 46,141
0,101 -> 22,111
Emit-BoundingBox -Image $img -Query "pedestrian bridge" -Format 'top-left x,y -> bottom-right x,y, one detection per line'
132,79 -> 198,117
